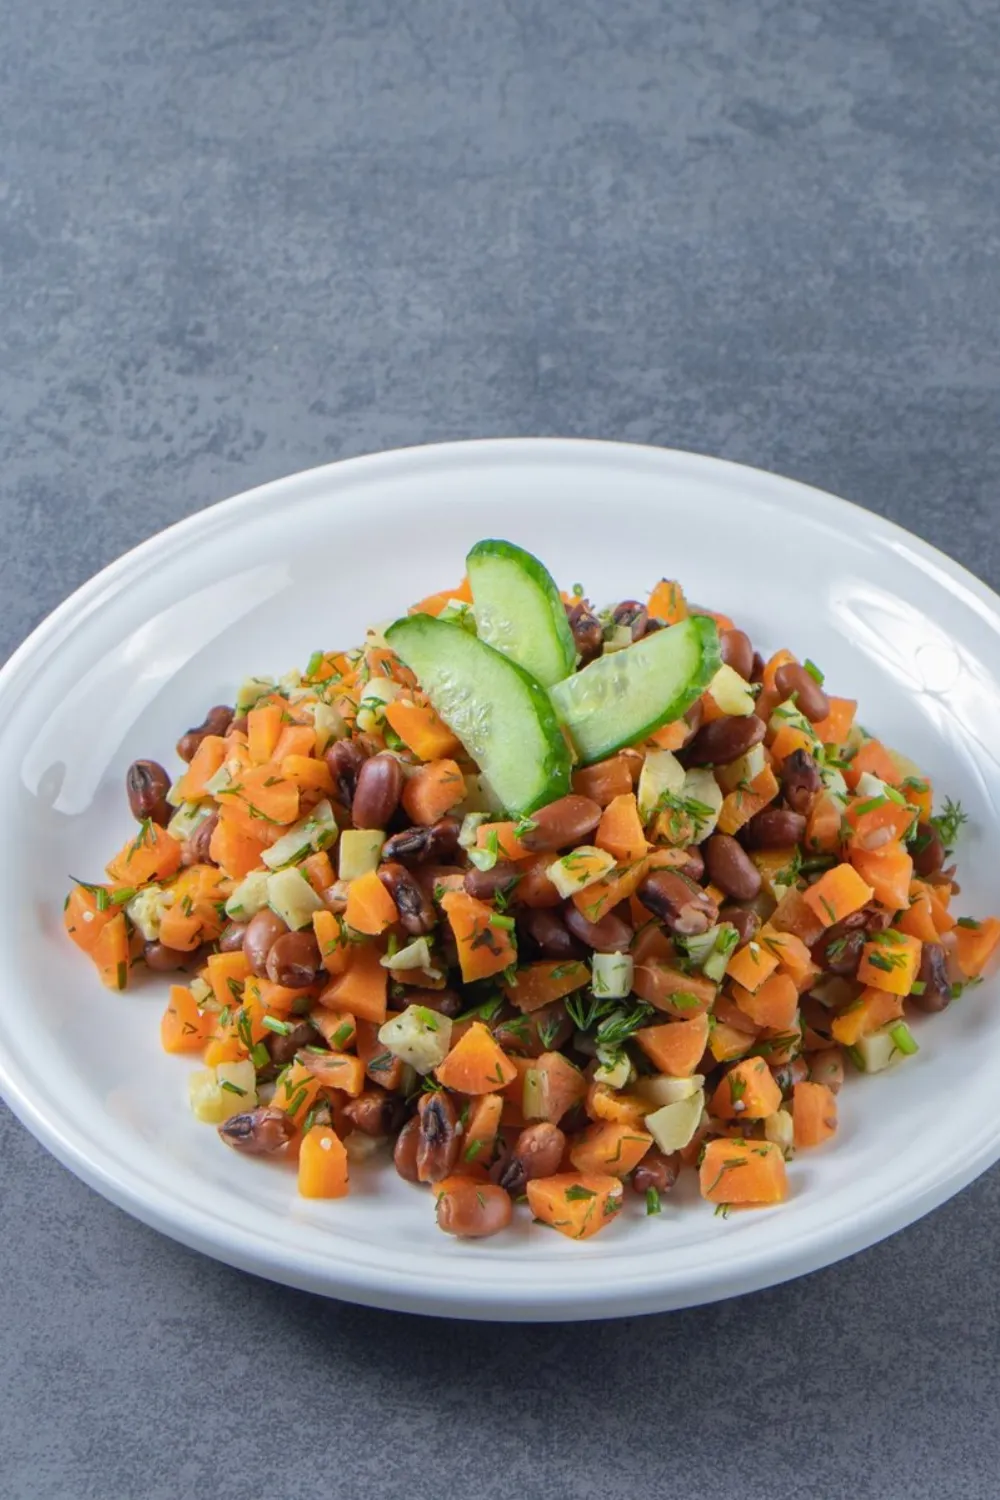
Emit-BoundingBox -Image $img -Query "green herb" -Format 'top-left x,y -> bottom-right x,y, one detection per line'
645,1187 -> 661,1216
951,977 -> 983,1001
502,961 -> 520,988
852,796 -> 889,818
865,950 -> 901,973
383,726 -> 405,752
655,790 -> 717,835
250,1042 -> 270,1070
116,960 -> 128,989
464,1138 -> 485,1163
889,1022 -> 919,1056
930,797 -> 967,851
489,912 -> 516,930
564,1184 -> 596,1202
236,1007 -> 254,1050
367,1052 -> 395,1075
305,649 -> 325,679
467,829 -> 500,872
219,1080 -> 247,1097
262,1016 -> 293,1036
909,980 -> 926,996
956,917 -> 982,930
454,993 -> 506,1025
566,992 -> 613,1032
331,1021 -> 354,1048
70,877 -> 112,911
537,1014 -> 564,1049
594,1003 -> 654,1052
800,854 -> 836,875
804,659 -> 824,685
227,976 -> 245,1003
714,1202 -> 731,1219
512,816 -> 538,840
702,1157 -> 747,1197
669,990 -> 705,1011
729,1074 -> 747,1103
773,846 -> 803,888
820,897 -> 837,925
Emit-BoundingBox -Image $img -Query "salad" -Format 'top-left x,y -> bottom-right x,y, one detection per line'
64,539 -> 1000,1240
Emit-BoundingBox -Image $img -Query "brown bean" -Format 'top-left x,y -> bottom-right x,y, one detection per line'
343,1088 -> 407,1138
463,858 -> 523,901
520,795 -> 602,852
436,1181 -> 513,1238
750,651 -> 766,683
266,1021 -> 317,1067
685,714 -> 766,767
631,1149 -> 681,1197
774,663 -> 830,723
352,753 -> 404,830
416,1090 -> 461,1182
912,822 -> 945,878
521,908 -> 584,960
382,817 -> 461,867
810,912 -> 867,975
678,845 -> 705,883
613,600 -> 650,641
242,908 -> 289,977
493,1123 -> 566,1196
265,931 -> 322,988
562,902 -> 633,953
719,903 -> 760,947
910,941 -> 951,1012
143,940 -> 191,973
636,870 -> 719,935
176,704 -> 233,763
566,599 -> 604,665
393,1116 -> 421,1183
125,760 -> 172,826
181,811 -> 219,867
719,629 -> 754,681
217,1107 -> 296,1155
324,738 -> 370,807
771,1055 -> 809,1096
741,808 -> 807,850
406,987 -> 464,1019
378,861 -> 436,936
218,921 -> 249,953
808,1048 -> 845,1093
800,995 -> 836,1039
703,834 -> 762,901
780,749 -> 823,816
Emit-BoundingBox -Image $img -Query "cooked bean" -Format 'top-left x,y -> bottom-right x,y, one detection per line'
774,662 -> 830,723
631,1149 -> 681,1196
125,760 -> 172,826
520,794 -> 602,852
808,1048 -> 845,1093
750,651 -> 765,683
382,817 -> 461,867
720,629 -> 754,681
416,1090 -> 460,1182
613,600 -> 650,641
771,1055 -> 809,1096
352,753 -> 404,830
378,861 -> 436,935
562,902 -> 633,953
324,738 -> 370,807
176,704 -> 233,763
742,808 -> 807,850
703,834 -> 762,901
685,714 -> 766,768
910,941 -> 951,1012
719,903 -> 760,947
181,811 -> 219,867
810,914 -> 866,975
678,845 -> 705,883
265,931 -> 322,988
566,599 -> 604,665
343,1088 -> 407,1138
218,921 -> 248,953
464,858 -> 524,901
781,749 -> 823,816
266,1020 -> 317,1067
436,1181 -> 513,1238
393,1116 -> 421,1182
493,1123 -> 566,1196
800,995 -> 836,1038
912,822 -> 945,878
217,1107 -> 296,1155
407,987 -> 464,1019
243,908 -> 289,977
521,907 -> 583,960
143,940 -> 191,973
637,869 -> 719,936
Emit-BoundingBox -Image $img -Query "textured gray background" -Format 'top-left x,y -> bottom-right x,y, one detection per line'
2,2 -> 999,1496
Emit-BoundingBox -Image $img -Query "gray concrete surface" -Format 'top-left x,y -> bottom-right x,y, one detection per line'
2,2 -> 999,1496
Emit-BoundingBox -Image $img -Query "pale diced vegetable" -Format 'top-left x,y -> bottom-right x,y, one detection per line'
706,664 -> 756,717
189,1059 -> 257,1124
126,885 -> 172,943
546,846 -> 616,899
377,1005 -> 453,1074
458,812 -> 491,849
634,1074 -> 705,1108
764,1109 -> 795,1157
262,799 -> 338,870
590,951 -> 634,1000
853,1023 -> 914,1074
266,867 -> 326,930
680,768 -> 723,842
593,1052 -> 634,1088
716,742 -> 767,793
225,868 -> 271,920
339,829 -> 385,881
235,676 -> 276,714
380,936 -> 434,972
637,749 -> 685,823
312,701 -> 348,751
166,801 -> 214,842
644,1090 -> 705,1153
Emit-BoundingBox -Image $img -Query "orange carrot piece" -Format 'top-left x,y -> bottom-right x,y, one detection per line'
830,986 -> 904,1045
106,823 -> 183,887
502,960 -> 590,1013
209,812 -> 277,879
523,1052 -> 588,1123
792,1081 -> 838,1148
762,649 -> 796,692
205,950 -> 252,1009
571,857 -> 649,925
216,766 -> 300,827
645,720 -> 690,751
633,961 -> 717,1017
569,1122 -> 653,1177
844,738 -> 901,790
843,796 -> 916,852
699,1138 -> 787,1205
345,869 -> 398,935
475,821 -> 532,861
732,971 -> 799,1031
91,912 -> 131,991
526,1173 -> 624,1240
401,759 -> 466,825
174,735 -> 227,800
635,1015 -> 710,1077
811,697 -> 857,746
310,1008 -> 357,1051
462,1095 -> 504,1167
857,930 -> 921,995
802,863 -> 873,927
953,916 -> 1000,978
716,765 -> 780,836
595,793 -> 647,864
441,891 -> 517,982
156,905 -> 204,952
435,1022 -> 518,1094
281,755 -> 335,795
313,909 -> 350,975
769,725 -> 817,764
726,939 -> 780,993
850,842 -> 913,912
510,854 -> 563,908
64,884 -> 118,955
804,792 -> 843,855
710,1057 -> 782,1121
383,699 -> 461,761
584,1082 -> 649,1128
572,756 -> 634,805
896,886 -> 940,944
318,943 -> 388,1023
647,579 -> 688,624
409,576 -> 473,617
708,1021 -> 756,1063
272,1061 -> 324,1122
298,1127 -> 349,1198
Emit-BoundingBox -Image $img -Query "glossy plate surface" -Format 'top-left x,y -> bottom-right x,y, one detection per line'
1,439 -> 998,1320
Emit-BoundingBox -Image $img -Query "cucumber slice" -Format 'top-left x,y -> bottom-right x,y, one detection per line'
467,539 -> 577,688
385,615 -> 572,815
550,615 -> 721,766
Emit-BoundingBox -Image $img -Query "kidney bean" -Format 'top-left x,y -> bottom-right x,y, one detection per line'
217,1107 -> 296,1155
780,749 -> 823,816
266,1021 -> 317,1067
637,869 -> 719,935
912,822 -> 945,878
562,902 -> 633,953
265,931 -> 322,988
741,808 -> 807,850
520,795 -> 602,852
719,629 -> 754,681
352,753 -> 404,830
679,845 -> 705,883
393,1116 -> 421,1183
774,662 -> 830,723
407,987 -> 464,1019
770,1055 -> 809,1096
613,600 -> 650,641
181,811 -> 219,867
800,995 -> 836,1039
176,704 -> 233,763
566,599 -> 604,665
463,858 -> 524,901
143,940 -> 191,973
521,908 -> 583,960
493,1123 -> 566,1196
382,817 -> 461,867
719,903 -> 760,947
243,908 -> 289,977
218,921 -> 248,953
750,651 -> 766,683
343,1088 -> 407,1138
703,834 -> 762,901
810,915 -> 866,975
125,760 -> 172,826
685,714 -> 766,768
808,1048 -> 845,1093
631,1149 -> 681,1197
378,861 -> 436,935
416,1091 -> 461,1182
437,1181 -> 513,1238
324,738 -> 370,807
910,941 -> 952,1012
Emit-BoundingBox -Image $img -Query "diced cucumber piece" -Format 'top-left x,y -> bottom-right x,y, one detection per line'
637,749 -> 685,823
385,615 -> 572,815
706,664 -> 756,717
634,1074 -> 705,1107
380,936 -> 434,972
339,829 -> 385,881
764,1109 -> 794,1157
717,743 -> 767,793
550,615 -> 721,766
590,951 -> 634,999
204,760 -> 237,796
166,800 -> 214,842
546,846 -> 615,898
267,867 -> 325,930
853,1023 -> 916,1073
644,1090 -> 705,1153
225,869 -> 271,920
458,812 -> 490,849
703,923 -> 740,982
593,1052 -> 634,1088
466,539 -> 577,688
235,676 -> 276,714
378,1005 -> 452,1074
261,799 -> 337,871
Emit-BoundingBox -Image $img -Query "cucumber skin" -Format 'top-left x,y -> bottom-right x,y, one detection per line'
551,614 -> 722,766
466,538 -> 577,686
385,615 -> 572,815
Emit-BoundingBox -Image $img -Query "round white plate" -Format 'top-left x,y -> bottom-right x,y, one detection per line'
2,439 -> 999,1321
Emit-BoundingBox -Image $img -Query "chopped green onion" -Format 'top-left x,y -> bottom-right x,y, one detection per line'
645,1187 -> 661,1216
889,1022 -> 919,1056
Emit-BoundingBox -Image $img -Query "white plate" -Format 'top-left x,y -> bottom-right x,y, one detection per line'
2,438 -> 999,1321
